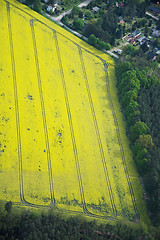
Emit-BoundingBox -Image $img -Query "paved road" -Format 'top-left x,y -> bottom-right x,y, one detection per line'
64,24 -> 88,41
48,0 -> 92,23
45,0 -> 91,39
45,0 -> 123,59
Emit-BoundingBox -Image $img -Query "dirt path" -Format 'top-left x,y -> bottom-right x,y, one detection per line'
110,41 -> 129,53
105,42 -> 129,59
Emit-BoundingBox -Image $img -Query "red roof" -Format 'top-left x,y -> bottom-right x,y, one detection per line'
119,3 -> 124,7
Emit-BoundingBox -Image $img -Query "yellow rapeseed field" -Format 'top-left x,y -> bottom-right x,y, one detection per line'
0,0 -> 149,223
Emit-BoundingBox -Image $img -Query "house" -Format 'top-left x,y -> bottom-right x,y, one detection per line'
148,51 -> 157,61
44,0 -> 49,3
117,49 -> 122,54
47,4 -> 55,12
152,30 -> 160,37
119,3 -> 124,7
149,6 -> 160,15
116,2 -> 124,7
127,30 -> 142,44
129,38 -> 135,44
92,6 -> 99,13
137,36 -> 146,43
131,30 -> 141,38
114,49 -> 122,55
118,16 -> 124,24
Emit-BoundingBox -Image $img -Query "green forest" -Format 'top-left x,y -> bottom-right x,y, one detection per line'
116,58 -> 160,225
0,203 -> 159,240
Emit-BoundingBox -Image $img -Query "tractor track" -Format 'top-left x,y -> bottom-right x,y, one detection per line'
30,20 -> 55,205
78,46 -> 116,218
53,30 -> 87,214
6,2 -> 25,204
104,62 -> 139,220
53,31 -> 116,220
3,0 -> 139,221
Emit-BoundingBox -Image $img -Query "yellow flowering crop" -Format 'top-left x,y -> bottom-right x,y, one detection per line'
0,0 -> 149,223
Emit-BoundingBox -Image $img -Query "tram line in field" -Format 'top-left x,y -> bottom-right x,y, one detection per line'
30,20 -> 55,205
3,0 -> 140,221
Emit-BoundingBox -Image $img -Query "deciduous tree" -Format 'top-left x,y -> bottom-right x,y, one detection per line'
5,201 -> 12,213
73,19 -> 84,30
98,40 -> 106,50
130,121 -> 149,141
33,0 -> 41,13
88,34 -> 98,47
71,6 -> 80,18
105,43 -> 111,51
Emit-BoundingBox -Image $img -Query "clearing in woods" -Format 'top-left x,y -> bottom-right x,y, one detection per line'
0,0 -> 149,223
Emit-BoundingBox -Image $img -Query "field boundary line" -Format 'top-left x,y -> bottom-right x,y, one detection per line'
30,20 -> 55,205
78,46 -> 117,218
53,30 -> 88,213
6,2 -> 25,203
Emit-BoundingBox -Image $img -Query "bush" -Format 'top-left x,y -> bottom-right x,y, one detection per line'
123,44 -> 136,57
5,201 -> 12,213
98,40 -> 106,50
62,15 -> 69,24
105,43 -> 111,50
88,34 -> 99,47
84,10 -> 93,20
73,19 -> 84,30
130,121 -> 149,142
71,6 -> 80,18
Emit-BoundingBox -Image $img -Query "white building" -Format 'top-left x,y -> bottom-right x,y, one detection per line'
47,4 -> 56,12
92,6 -> 99,13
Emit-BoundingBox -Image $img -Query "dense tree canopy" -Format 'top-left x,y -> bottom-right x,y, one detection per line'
73,18 -> 84,30
71,6 -> 80,17
116,60 -> 160,224
0,205 -> 159,240
101,11 -> 117,35
88,34 -> 98,47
